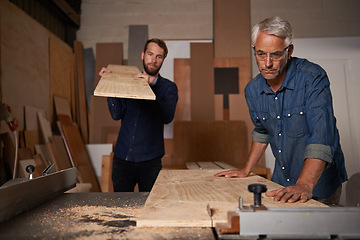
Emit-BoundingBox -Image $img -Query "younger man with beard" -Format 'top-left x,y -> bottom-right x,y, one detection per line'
99,38 -> 178,192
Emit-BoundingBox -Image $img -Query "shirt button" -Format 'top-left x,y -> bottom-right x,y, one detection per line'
275,96 -> 278,100
300,111 -> 304,115
262,117 -> 266,121
281,166 -> 285,170
278,133 -> 282,136
287,113 -> 291,117
278,149 -> 282,153
111,104 -> 114,106
277,116 -> 280,119
286,178 -> 290,182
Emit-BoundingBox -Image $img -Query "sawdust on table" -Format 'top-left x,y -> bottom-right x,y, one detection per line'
34,205 -> 211,239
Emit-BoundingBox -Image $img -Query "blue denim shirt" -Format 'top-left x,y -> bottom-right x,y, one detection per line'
107,75 -> 178,162
245,57 -> 347,199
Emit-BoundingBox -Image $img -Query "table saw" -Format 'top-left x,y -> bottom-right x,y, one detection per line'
0,168 -> 359,240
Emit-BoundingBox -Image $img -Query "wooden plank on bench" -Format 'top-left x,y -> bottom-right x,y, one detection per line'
136,169 -> 327,227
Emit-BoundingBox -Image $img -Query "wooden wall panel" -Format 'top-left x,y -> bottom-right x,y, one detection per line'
90,43 -> 123,144
74,41 -> 89,144
214,58 -> 251,95
213,0 -> 251,58
94,43 -> 123,87
214,94 -> 223,120
128,25 -> 148,71
89,96 -> 120,144
229,94 -> 265,167
49,38 -> 75,129
1,1 -> 54,132
190,43 -> 214,121
173,58 -> 191,121
173,121 -> 248,168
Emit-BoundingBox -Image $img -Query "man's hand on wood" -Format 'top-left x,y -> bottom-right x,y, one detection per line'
265,183 -> 313,203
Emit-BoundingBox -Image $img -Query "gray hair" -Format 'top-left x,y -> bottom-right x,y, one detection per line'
251,16 -> 294,47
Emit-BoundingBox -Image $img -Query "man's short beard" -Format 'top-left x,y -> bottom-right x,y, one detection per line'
143,60 -> 162,76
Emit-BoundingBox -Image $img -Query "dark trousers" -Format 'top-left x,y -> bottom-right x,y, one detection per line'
112,156 -> 162,192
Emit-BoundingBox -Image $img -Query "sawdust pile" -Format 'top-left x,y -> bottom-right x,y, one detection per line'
35,205 -> 140,239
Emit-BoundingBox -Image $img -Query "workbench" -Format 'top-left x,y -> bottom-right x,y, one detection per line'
0,192 -> 215,239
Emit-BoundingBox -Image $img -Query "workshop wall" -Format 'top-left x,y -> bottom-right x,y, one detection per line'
77,0 -> 360,57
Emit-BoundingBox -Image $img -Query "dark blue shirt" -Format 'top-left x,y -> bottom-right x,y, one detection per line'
245,57 -> 347,199
108,75 -> 178,162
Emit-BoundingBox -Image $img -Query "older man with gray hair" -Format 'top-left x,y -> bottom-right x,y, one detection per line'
216,16 -> 347,205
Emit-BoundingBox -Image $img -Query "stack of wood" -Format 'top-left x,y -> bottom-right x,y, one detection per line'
0,97 -> 100,192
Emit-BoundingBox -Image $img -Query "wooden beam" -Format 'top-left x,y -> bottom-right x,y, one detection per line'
52,0 -> 80,26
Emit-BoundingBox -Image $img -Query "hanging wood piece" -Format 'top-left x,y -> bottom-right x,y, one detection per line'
94,64 -> 155,100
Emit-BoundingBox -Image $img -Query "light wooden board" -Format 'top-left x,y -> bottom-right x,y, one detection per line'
136,169 -> 327,227
100,154 -> 113,192
60,121 -> 100,192
74,41 -> 89,144
94,64 -> 155,100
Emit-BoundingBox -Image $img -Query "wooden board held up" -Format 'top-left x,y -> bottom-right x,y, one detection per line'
94,65 -> 155,100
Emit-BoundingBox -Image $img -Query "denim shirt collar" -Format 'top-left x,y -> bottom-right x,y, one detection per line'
260,57 -> 296,95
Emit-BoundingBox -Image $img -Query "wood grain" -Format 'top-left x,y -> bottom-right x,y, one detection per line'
94,65 -> 155,100
136,169 -> 327,227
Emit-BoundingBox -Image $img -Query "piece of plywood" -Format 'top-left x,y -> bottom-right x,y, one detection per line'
46,135 -> 73,171
54,95 -> 72,120
174,58 -> 191,121
60,121 -> 100,192
136,169 -> 327,227
83,48 -> 95,111
190,42 -> 215,120
94,64 -> 155,100
49,37 -> 75,128
23,130 -> 42,155
37,112 -> 52,144
74,41 -> 89,144
213,0 -> 251,58
100,154 -> 113,192
24,106 -> 46,131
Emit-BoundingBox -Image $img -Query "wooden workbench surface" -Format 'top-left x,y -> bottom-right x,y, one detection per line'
137,169 -> 327,227
0,192 -> 215,240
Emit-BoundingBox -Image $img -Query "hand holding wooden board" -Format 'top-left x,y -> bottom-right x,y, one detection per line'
94,64 -> 156,100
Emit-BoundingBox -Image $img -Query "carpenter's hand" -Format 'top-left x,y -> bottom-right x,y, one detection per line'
265,183 -> 312,203
99,67 -> 111,77
214,169 -> 249,178
134,73 -> 151,84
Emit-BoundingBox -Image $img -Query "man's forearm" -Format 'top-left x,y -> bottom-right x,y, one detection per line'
296,158 -> 326,191
243,141 -> 268,175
